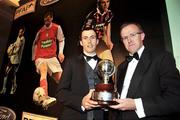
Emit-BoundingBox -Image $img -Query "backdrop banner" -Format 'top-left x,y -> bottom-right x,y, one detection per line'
14,0 -> 36,20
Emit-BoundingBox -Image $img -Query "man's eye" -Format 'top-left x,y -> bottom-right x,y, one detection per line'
130,33 -> 136,37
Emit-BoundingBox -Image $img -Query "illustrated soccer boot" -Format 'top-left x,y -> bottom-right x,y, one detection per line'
33,87 -> 46,106
42,96 -> 57,110
33,87 -> 56,110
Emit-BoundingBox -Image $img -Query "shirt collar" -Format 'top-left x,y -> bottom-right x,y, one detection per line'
96,8 -> 109,16
44,23 -> 52,29
129,45 -> 144,59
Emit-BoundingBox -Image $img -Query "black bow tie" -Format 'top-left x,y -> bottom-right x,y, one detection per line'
83,54 -> 98,61
126,52 -> 139,62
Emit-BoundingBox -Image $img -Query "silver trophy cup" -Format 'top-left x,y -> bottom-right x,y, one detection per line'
91,59 -> 118,106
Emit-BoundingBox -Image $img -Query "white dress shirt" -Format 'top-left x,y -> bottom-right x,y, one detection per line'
83,52 -> 98,70
120,46 -> 146,118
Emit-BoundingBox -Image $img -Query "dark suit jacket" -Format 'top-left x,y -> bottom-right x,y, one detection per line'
111,48 -> 180,120
56,54 -> 105,120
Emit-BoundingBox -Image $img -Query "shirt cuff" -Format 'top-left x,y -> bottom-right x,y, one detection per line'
134,98 -> 146,118
81,106 -> 85,111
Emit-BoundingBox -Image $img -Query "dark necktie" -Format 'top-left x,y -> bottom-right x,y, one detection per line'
126,52 -> 139,62
83,54 -> 98,61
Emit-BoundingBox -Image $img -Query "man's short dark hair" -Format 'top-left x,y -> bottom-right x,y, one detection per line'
120,22 -> 144,34
79,27 -> 97,41
44,11 -> 53,18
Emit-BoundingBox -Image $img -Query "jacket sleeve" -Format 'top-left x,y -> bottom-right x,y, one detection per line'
56,58 -> 86,112
143,52 -> 180,117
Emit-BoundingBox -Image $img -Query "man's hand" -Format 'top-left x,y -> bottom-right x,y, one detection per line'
81,89 -> 99,110
109,98 -> 136,111
58,53 -> 65,63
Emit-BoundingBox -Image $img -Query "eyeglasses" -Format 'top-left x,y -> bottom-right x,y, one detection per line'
82,35 -> 96,41
121,32 -> 142,41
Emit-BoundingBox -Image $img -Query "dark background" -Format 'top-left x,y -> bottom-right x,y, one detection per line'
0,0 -> 171,119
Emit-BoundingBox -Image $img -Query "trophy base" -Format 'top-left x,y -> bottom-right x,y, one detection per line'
91,90 -> 118,107
97,100 -> 118,107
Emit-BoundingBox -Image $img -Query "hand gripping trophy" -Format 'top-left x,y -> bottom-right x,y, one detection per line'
91,59 -> 118,106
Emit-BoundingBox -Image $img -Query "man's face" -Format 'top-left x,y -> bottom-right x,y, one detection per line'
120,24 -> 145,54
99,0 -> 110,12
44,15 -> 53,27
80,30 -> 99,54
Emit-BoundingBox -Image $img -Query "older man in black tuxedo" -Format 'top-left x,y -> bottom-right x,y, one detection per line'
110,22 -> 180,120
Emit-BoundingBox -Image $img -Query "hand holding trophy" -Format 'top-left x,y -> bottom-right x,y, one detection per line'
91,59 -> 118,107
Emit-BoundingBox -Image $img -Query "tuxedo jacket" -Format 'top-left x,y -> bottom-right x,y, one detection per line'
56,54 -> 105,120
111,48 -> 180,120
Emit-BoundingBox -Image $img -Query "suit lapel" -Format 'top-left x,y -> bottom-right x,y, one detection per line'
127,49 -> 152,97
78,54 -> 90,89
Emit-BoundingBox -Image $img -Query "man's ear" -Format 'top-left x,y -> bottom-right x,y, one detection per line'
141,32 -> 145,41
80,41 -> 83,46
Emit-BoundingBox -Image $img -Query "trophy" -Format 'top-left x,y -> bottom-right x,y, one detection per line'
91,59 -> 118,106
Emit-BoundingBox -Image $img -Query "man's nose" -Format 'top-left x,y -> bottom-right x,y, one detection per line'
127,37 -> 133,43
87,38 -> 92,43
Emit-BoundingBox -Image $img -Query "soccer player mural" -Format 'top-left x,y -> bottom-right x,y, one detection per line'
83,0 -> 114,62
32,11 -> 65,109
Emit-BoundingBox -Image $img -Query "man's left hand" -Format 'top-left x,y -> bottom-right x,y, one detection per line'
109,98 -> 136,111
58,53 -> 65,63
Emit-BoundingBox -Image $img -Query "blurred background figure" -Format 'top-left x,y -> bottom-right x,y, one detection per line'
0,26 -> 25,94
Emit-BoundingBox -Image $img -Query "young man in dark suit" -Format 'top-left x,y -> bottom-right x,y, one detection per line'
110,22 -> 180,120
56,28 -> 109,120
